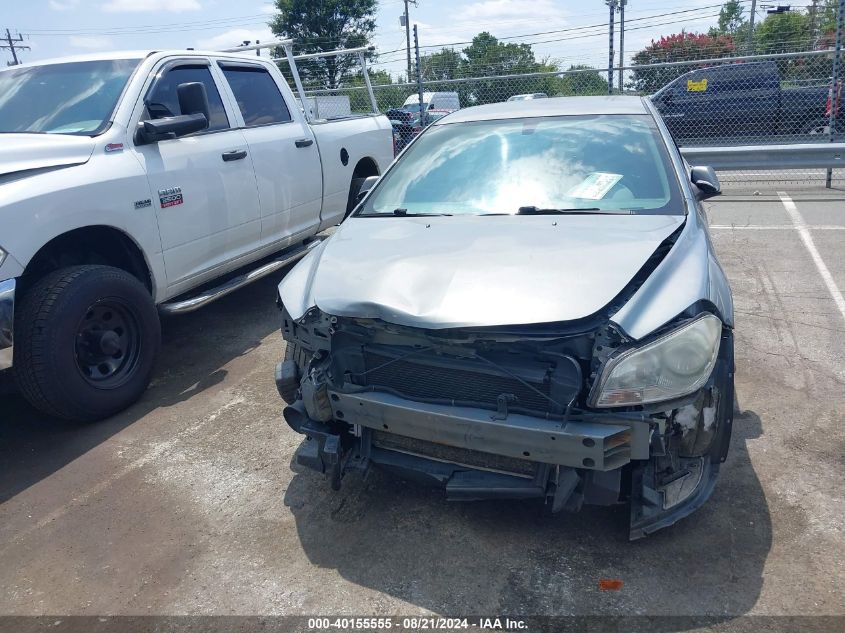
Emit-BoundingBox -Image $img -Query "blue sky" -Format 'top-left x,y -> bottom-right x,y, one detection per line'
3,1 -> 770,76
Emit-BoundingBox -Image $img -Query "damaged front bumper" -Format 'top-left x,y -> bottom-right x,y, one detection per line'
275,312 -> 734,540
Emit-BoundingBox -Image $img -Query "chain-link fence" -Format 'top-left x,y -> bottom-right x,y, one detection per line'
298,50 -> 839,142
273,23 -> 845,184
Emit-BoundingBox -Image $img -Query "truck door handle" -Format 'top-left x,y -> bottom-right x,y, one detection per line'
295,138 -> 314,148
222,149 -> 248,161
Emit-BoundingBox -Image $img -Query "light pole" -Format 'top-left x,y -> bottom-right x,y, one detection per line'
606,0 -> 618,94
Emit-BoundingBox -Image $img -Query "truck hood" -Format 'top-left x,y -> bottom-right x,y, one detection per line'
279,213 -> 686,329
0,133 -> 97,178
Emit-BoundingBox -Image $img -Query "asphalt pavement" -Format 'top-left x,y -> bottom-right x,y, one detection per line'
1,184 -> 844,629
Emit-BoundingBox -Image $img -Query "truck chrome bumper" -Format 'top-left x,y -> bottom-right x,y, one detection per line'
0,278 -> 15,371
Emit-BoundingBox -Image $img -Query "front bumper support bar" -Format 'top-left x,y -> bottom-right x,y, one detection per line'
328,391 -> 651,471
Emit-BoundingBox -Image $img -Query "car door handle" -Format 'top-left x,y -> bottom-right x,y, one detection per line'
295,138 -> 314,148
222,149 -> 248,161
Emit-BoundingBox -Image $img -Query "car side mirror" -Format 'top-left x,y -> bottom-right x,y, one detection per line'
356,175 -> 380,203
691,165 -> 721,199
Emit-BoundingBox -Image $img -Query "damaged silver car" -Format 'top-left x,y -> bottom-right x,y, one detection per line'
274,97 -> 734,539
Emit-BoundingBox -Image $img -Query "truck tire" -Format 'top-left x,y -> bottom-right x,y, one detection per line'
345,177 -> 366,219
14,265 -> 160,421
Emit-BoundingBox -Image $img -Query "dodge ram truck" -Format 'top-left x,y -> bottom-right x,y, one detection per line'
0,46 -> 393,421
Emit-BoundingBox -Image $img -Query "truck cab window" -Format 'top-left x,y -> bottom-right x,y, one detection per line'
146,65 -> 229,131
220,65 -> 292,126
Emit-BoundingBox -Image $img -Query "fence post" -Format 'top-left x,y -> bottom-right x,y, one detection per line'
827,0 -> 845,188
414,24 -> 426,127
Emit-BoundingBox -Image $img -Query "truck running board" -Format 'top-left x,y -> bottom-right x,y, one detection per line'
159,239 -> 323,315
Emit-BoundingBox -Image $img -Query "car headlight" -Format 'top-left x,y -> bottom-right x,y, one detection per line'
591,314 -> 722,408
0,246 -> 6,268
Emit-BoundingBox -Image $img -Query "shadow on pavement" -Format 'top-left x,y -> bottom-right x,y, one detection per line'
0,272 -> 286,505
285,409 -> 770,623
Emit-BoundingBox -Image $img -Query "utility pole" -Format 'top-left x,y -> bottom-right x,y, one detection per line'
401,0 -> 418,82
606,0 -> 618,95
414,24 -> 425,127
618,0 -> 627,93
748,0 -> 757,54
1,29 -> 30,66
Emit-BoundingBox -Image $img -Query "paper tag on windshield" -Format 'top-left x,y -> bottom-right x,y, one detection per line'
567,173 -> 623,200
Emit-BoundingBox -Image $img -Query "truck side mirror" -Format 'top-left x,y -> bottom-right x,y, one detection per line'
691,165 -> 721,199
135,113 -> 209,145
136,82 -> 211,145
177,81 -> 210,121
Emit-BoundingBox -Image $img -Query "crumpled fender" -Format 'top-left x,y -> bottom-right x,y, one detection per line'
277,239 -> 328,320
610,212 -> 734,340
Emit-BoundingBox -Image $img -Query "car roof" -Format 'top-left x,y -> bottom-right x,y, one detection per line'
434,96 -> 649,124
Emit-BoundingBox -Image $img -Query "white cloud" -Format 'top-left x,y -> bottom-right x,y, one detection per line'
102,0 -> 202,13
69,35 -> 113,49
49,0 -> 79,10
195,27 -> 276,52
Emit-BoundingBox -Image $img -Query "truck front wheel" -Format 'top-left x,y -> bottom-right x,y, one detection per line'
14,265 -> 160,421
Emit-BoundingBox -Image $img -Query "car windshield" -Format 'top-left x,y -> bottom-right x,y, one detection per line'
401,103 -> 428,113
0,59 -> 140,135
358,114 -> 683,216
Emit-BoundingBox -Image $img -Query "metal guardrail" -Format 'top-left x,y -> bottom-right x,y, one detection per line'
680,143 -> 845,171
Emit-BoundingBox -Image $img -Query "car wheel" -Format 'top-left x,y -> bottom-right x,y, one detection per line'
14,265 -> 160,421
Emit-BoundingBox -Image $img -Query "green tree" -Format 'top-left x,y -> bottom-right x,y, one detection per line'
270,0 -> 377,89
754,10 -> 810,54
558,65 -> 608,96
716,0 -> 746,35
458,32 -> 547,104
420,48 -> 463,81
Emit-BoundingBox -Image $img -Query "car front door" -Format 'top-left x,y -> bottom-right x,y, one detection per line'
216,61 -> 323,248
132,59 -> 261,294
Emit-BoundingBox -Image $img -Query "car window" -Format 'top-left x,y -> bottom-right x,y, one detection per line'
146,65 -> 229,131
220,65 -> 292,126
359,114 -> 683,216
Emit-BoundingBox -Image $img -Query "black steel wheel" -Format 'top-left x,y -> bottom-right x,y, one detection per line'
74,299 -> 143,388
15,265 -> 160,421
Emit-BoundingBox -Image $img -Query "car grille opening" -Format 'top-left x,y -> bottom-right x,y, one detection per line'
361,348 -> 555,414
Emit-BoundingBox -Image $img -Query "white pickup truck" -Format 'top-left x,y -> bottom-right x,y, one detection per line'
0,47 -> 393,421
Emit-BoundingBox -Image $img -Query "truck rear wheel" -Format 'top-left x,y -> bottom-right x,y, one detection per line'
14,265 -> 160,421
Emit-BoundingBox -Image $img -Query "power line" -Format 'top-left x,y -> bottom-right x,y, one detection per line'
1,29 -> 30,65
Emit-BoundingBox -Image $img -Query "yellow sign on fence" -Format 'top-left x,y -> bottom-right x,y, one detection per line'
687,78 -> 709,92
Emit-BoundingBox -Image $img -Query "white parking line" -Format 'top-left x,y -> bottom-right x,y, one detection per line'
710,225 -> 845,230
777,192 -> 845,324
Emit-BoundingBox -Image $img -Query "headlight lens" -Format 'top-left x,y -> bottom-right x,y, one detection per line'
591,314 -> 722,407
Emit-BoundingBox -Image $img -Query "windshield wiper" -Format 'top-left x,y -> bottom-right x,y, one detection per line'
516,206 -> 627,215
392,208 -> 452,216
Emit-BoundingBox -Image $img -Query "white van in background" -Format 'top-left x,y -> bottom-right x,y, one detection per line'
402,91 -> 461,112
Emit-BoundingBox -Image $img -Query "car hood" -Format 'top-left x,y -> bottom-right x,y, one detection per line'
280,213 -> 686,329
0,133 -> 97,178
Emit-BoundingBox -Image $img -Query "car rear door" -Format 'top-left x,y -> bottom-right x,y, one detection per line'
216,60 -> 323,248
132,59 -> 262,294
